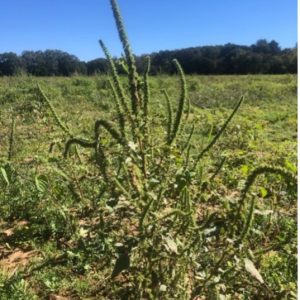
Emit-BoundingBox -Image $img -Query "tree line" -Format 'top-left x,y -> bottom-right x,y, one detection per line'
0,39 -> 296,76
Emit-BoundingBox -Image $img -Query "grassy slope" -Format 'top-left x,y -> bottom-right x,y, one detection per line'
0,74 -> 297,299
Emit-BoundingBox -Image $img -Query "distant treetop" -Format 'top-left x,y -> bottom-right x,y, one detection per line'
0,40 -> 297,76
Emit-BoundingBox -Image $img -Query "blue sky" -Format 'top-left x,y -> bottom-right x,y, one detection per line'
0,0 -> 297,61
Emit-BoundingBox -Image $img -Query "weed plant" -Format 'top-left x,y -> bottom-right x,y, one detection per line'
0,0 -> 297,298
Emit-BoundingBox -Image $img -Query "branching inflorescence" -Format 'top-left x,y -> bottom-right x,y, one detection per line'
36,0 -> 246,208
60,0 -> 195,199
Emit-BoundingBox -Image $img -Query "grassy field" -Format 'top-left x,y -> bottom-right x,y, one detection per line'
0,74 -> 297,299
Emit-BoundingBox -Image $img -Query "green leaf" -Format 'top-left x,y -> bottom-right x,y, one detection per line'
35,175 -> 48,192
0,167 -> 9,186
259,187 -> 268,198
284,159 -> 297,173
240,165 -> 249,176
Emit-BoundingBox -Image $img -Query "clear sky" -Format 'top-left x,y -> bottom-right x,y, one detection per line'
0,0 -> 297,62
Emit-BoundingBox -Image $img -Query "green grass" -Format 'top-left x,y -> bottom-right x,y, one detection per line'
0,73 -> 296,299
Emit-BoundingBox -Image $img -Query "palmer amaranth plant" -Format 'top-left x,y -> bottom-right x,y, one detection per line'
35,0 -> 296,298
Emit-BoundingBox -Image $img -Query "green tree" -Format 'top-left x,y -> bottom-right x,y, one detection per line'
0,52 -> 22,76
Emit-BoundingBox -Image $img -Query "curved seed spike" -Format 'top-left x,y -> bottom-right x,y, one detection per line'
193,95 -> 244,169
238,166 -> 296,219
93,124 -> 113,185
37,84 -> 71,136
95,139 -> 116,195
94,136 -> 121,200
94,119 -> 125,145
163,90 -> 173,144
237,166 -> 296,243
95,138 -> 108,180
169,59 -> 187,145
93,119 -> 128,193
64,139 -> 96,158
110,0 -> 141,115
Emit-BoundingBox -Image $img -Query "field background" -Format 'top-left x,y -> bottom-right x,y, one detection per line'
0,74 -> 297,299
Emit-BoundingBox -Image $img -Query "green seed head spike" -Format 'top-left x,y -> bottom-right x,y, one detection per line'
163,90 -> 173,144
94,119 -> 124,145
99,40 -> 127,111
143,56 -> 151,119
109,0 -> 134,66
110,0 -> 141,115
142,56 -> 151,143
38,84 -> 71,136
99,40 -> 136,140
193,95 -> 244,169
108,78 -> 126,139
236,166 -> 296,243
168,59 -> 187,145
